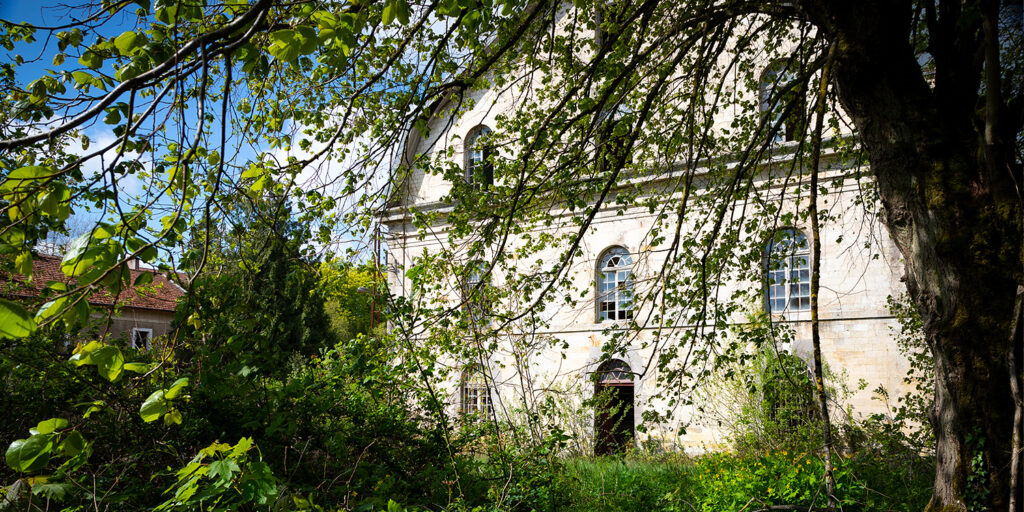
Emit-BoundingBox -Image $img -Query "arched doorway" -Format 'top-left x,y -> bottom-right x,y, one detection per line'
593,359 -> 635,455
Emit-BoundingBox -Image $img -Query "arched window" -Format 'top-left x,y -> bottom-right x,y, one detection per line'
597,246 -> 633,322
460,365 -> 492,415
595,358 -> 633,385
759,60 -> 805,143
465,125 -> 493,189
765,228 -> 810,313
462,260 -> 489,324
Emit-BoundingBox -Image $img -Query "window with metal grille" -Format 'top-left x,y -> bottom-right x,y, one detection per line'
766,228 -> 810,313
460,367 -> 492,416
597,246 -> 633,322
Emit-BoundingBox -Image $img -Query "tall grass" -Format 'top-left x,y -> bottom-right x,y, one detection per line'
542,451 -> 932,512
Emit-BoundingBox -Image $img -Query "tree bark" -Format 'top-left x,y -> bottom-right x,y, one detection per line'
809,42 -> 839,510
802,1 -> 1024,510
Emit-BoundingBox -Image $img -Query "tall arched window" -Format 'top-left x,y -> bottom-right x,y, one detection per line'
460,365 -> 492,416
462,260 -> 489,325
465,125 -> 493,189
759,60 -> 805,143
765,228 -> 810,313
597,246 -> 633,322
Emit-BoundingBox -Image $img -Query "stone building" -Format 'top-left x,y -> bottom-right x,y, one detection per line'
2,254 -> 184,348
381,18 -> 913,453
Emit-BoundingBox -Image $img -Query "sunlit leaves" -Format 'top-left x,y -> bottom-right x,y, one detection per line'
382,0 -> 411,25
30,418 -> 68,436
267,27 -> 318,63
0,299 -> 36,339
155,438 -> 278,510
70,342 -> 125,382
78,49 -> 104,70
139,390 -> 170,422
114,31 -> 142,56
4,419 -> 85,474
140,377 -> 189,423
5,435 -> 53,473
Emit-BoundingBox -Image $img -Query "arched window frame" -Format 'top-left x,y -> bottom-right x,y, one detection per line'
764,228 -> 811,313
759,60 -> 806,144
460,364 -> 492,416
596,246 -> 634,322
464,125 -> 494,189
594,358 -> 633,385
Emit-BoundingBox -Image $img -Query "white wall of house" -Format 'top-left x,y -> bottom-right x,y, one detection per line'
382,16 -> 912,451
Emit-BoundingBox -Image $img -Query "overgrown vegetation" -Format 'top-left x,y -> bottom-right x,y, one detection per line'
4,0 -> 1009,508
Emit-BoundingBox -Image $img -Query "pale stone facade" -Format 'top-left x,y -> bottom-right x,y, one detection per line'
382,18 -> 913,452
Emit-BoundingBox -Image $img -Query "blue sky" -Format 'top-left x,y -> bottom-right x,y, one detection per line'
2,1 -> 372,262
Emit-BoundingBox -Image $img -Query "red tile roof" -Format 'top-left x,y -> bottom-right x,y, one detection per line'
2,254 -> 184,312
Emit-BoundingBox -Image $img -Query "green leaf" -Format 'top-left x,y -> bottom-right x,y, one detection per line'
104,108 -> 121,125
1,165 -> 52,193
229,437 -> 253,458
208,459 -> 239,486
80,400 -> 105,418
91,345 -> 125,381
35,297 -> 68,323
5,435 -> 53,473
0,299 -> 36,339
93,223 -> 117,239
114,31 -> 139,55
61,232 -> 92,266
134,272 -> 154,286
295,26 -> 318,54
15,251 -> 32,277
139,246 -> 159,263
267,30 -> 300,62
71,70 -> 93,86
123,362 -> 150,373
58,431 -> 85,457
251,174 -> 271,192
31,418 -> 68,436
39,183 -> 70,220
240,166 -> 264,179
164,409 -> 183,426
140,390 -> 169,422
164,377 -> 190,399
69,340 -> 103,365
32,482 -> 72,501
78,49 -> 103,70
396,0 -> 411,25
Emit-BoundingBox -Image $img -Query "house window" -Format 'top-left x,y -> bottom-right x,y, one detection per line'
465,125 -> 494,189
597,246 -> 633,322
765,228 -> 810,313
462,260 -> 490,325
460,366 -> 492,416
131,328 -> 153,349
759,60 -> 805,143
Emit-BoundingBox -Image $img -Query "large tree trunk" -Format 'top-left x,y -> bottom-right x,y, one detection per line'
803,1 -> 1023,510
